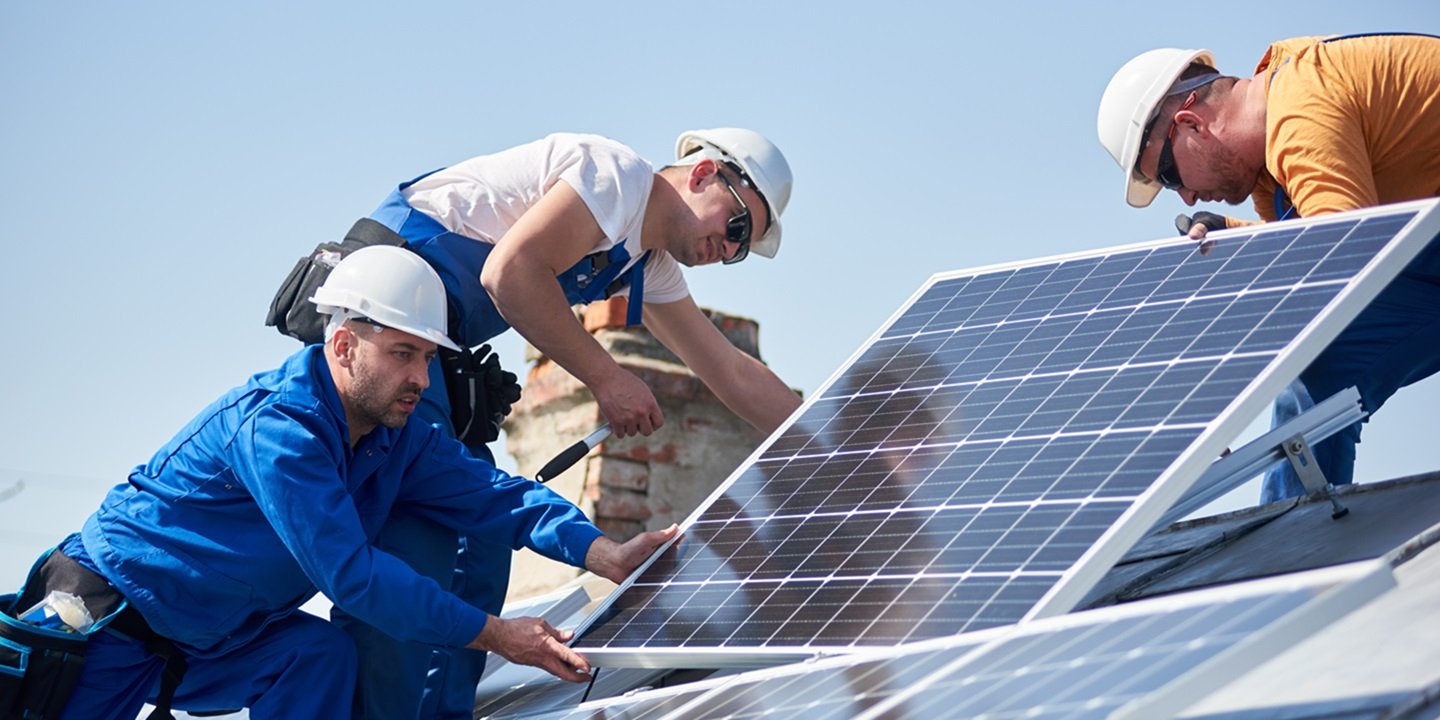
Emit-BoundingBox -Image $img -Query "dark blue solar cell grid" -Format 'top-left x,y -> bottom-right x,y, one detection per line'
582,573 -> 1061,649
577,212 -> 1414,656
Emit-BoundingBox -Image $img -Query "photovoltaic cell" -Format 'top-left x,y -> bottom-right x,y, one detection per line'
574,202 -> 1440,666
518,564 -> 1390,720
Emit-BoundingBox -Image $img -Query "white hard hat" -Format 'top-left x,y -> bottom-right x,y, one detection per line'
310,245 -> 460,351
675,128 -> 793,259
1097,47 -> 1215,208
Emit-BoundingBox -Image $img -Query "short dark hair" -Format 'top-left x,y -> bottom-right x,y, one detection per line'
1175,62 -> 1233,104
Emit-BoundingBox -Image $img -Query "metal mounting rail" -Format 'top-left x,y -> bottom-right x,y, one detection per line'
1157,386 -> 1364,527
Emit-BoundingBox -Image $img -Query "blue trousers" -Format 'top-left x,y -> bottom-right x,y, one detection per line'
1262,257 -> 1440,502
59,613 -> 356,720
332,358 -> 512,720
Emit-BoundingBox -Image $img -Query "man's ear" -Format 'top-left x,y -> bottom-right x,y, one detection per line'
331,326 -> 359,369
1174,108 -> 1206,137
687,158 -> 718,191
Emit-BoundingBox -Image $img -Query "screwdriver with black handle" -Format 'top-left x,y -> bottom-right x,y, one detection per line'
535,425 -> 612,484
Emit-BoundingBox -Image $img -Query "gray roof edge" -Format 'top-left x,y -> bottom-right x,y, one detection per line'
1089,471 -> 1440,608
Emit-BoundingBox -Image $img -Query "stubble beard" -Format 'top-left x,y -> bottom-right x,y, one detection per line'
1206,142 -> 1263,206
349,352 -> 421,430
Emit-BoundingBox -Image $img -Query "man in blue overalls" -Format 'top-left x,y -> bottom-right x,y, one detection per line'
340,129 -> 804,719
1097,35 -> 1440,503
27,246 -> 676,720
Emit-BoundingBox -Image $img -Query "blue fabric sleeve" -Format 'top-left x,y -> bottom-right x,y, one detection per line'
231,405 -> 489,649
395,426 -> 605,569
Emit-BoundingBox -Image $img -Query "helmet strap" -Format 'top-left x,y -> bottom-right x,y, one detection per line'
322,309 -> 383,344
1167,72 -> 1222,98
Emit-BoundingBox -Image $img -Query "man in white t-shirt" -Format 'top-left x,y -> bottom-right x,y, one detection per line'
337,129 -> 801,718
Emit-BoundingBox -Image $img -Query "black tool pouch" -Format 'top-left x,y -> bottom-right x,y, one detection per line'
265,218 -> 408,345
0,548 -> 127,720
440,345 -> 498,448
0,598 -> 87,720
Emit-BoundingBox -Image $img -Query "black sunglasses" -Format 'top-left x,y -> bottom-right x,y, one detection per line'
1156,135 -> 1183,190
714,167 -> 753,265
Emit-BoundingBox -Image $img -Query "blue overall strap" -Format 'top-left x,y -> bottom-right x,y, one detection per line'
1274,188 -> 1297,221
624,251 -> 651,326
582,245 -> 651,327
581,245 -> 651,327
582,243 -> 635,295
1321,32 -> 1440,42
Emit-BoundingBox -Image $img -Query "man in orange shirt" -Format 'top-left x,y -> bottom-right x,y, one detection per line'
1097,34 -> 1440,501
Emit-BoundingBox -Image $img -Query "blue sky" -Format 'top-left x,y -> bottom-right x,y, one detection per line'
3,1 -> 1438,581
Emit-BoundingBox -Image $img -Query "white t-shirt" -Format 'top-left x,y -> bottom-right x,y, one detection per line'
401,133 -> 688,304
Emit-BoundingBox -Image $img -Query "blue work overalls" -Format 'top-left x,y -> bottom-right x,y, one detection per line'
334,179 -> 649,720
49,345 -> 601,720
1257,33 -> 1440,502
1261,198 -> 1440,502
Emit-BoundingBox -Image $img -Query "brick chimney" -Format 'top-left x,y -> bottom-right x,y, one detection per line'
503,297 -> 785,599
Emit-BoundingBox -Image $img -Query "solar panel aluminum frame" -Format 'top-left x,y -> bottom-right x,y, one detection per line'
1026,199 -> 1440,621
534,624 -> 1010,715
852,560 -> 1396,720
571,199 -> 1440,669
502,682 -> 714,720
546,562 -> 1392,720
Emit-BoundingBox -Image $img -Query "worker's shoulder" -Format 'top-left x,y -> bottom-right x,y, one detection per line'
1254,36 -> 1327,75
219,348 -> 337,426
1265,33 -> 1437,73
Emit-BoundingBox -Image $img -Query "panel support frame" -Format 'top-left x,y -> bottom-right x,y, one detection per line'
1157,386 -> 1363,527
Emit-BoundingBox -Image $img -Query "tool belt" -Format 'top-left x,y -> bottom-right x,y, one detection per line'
1,550 -> 188,720
265,217 -> 408,345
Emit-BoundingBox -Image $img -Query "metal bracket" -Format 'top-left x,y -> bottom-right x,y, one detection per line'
1158,386 -> 1362,527
1280,433 -> 1328,494
1280,434 -> 1350,519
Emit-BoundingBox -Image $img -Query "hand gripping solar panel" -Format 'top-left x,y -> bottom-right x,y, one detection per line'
521,563 -> 1391,720
573,200 -> 1440,668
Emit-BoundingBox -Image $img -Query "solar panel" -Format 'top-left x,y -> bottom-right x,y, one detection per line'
499,643 -> 969,720
862,562 -> 1392,720
574,200 -> 1440,667
520,562 -> 1391,720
